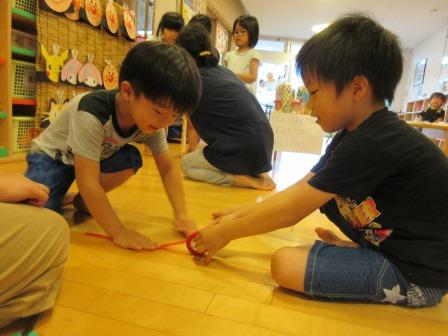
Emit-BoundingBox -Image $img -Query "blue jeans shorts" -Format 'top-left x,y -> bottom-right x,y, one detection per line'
25,144 -> 143,211
304,241 -> 447,307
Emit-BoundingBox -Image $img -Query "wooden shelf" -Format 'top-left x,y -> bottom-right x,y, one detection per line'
12,98 -> 36,106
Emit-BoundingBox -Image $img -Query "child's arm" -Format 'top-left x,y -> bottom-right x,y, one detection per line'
74,154 -> 159,250
152,149 -> 197,236
195,174 -> 335,263
235,58 -> 260,84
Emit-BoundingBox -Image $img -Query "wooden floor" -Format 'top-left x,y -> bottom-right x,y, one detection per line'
1,144 -> 448,336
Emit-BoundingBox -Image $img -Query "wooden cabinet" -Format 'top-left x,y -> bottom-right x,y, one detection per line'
0,0 -> 37,161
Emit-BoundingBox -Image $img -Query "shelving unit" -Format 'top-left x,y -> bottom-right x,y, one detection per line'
0,0 -> 37,161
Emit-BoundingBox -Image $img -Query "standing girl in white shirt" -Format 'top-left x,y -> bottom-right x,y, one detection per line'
224,15 -> 261,94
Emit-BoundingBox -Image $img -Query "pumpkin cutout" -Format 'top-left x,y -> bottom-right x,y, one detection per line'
123,6 -> 136,40
80,0 -> 102,27
40,0 -> 72,13
103,60 -> 118,90
41,44 -> 69,83
65,0 -> 83,20
78,54 -> 102,88
61,49 -> 83,85
103,0 -> 118,35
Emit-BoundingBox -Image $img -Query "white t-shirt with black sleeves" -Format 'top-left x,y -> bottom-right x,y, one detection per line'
31,89 -> 168,165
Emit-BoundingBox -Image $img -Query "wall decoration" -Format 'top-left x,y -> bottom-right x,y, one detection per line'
40,0 -> 72,14
413,58 -> 427,87
103,0 -> 118,35
36,1 -> 135,126
80,0 -> 102,27
78,54 -> 103,87
122,6 -> 136,40
182,0 -> 194,22
103,59 -> 118,90
65,0 -> 83,21
41,44 -> 69,83
215,22 -> 229,64
61,49 -> 83,85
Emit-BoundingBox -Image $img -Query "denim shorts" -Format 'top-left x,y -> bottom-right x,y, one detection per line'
304,240 -> 447,307
25,144 -> 143,211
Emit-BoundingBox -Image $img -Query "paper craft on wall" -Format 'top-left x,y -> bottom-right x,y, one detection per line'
40,0 -> 72,14
103,0 -> 118,35
65,0 -> 83,21
80,0 -> 102,27
41,44 -> 69,83
61,49 -> 83,85
78,54 -> 102,88
103,60 -> 118,90
270,112 -> 323,155
122,5 -> 136,41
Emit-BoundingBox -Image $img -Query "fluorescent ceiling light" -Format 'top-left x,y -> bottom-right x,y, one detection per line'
311,23 -> 329,33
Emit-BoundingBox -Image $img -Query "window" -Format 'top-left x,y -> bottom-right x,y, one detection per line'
135,0 -> 154,38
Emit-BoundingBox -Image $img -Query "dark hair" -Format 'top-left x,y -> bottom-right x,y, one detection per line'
156,12 -> 185,36
119,42 -> 201,115
176,24 -> 219,67
296,14 -> 403,105
189,14 -> 212,33
233,15 -> 259,48
430,92 -> 447,103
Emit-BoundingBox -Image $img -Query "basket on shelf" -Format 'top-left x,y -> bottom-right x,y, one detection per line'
12,29 -> 37,53
13,116 -> 35,152
12,0 -> 37,16
12,60 -> 36,99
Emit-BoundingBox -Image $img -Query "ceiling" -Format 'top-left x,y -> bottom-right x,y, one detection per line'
241,0 -> 448,48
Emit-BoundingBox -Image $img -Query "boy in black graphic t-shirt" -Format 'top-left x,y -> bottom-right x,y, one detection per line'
191,14 -> 448,307
419,92 -> 446,122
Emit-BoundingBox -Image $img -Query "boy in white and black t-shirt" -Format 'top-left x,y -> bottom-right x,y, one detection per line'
26,42 -> 201,250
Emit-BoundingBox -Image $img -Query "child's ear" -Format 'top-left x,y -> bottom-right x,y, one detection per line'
119,80 -> 135,102
352,75 -> 369,102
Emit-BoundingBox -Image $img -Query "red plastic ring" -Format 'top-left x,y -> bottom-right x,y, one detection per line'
185,231 -> 204,256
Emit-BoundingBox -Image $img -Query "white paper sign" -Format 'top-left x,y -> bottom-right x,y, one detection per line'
270,112 -> 324,154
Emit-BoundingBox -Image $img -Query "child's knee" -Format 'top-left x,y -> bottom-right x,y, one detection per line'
271,246 -> 309,292
271,247 -> 292,286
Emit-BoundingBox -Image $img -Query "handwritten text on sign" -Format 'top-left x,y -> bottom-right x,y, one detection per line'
270,112 -> 324,154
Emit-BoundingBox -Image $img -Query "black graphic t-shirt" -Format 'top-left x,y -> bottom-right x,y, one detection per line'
420,108 -> 445,122
309,108 -> 448,288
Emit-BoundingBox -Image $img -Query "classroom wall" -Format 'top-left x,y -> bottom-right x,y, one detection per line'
397,23 -> 448,111
208,0 -> 246,31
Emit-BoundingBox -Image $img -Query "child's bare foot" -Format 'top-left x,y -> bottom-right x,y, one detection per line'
73,193 -> 91,215
315,227 -> 359,248
233,174 -> 276,190
62,192 -> 77,206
